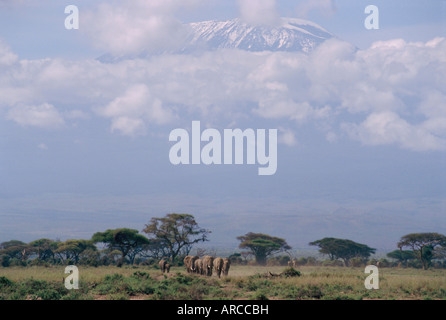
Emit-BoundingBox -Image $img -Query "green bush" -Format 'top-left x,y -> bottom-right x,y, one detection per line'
94,274 -> 131,295
107,293 -> 129,300
350,257 -> 365,267
281,267 -> 301,278
288,285 -> 324,300
254,291 -> 269,300
60,290 -> 94,300
0,276 -> 13,289
12,279 -> 66,300
131,271 -> 151,280
1,256 -> 10,267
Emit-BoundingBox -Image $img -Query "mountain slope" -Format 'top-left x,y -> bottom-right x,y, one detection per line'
98,17 -> 333,62
182,17 -> 333,53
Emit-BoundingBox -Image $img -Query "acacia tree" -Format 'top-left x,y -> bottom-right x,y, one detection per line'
237,232 -> 291,265
0,240 -> 29,261
92,228 -> 150,266
309,238 -> 376,266
386,250 -> 416,267
55,239 -> 97,264
143,213 -> 210,263
29,239 -> 59,262
397,233 -> 446,270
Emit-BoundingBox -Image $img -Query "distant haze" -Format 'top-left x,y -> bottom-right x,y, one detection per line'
0,1 -> 445,256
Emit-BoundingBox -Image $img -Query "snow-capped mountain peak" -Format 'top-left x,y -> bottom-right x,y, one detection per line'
98,17 -> 334,62
184,17 -> 333,53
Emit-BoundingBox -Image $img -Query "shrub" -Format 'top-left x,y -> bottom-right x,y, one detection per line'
0,276 -> 13,289
286,285 -> 324,300
15,279 -> 65,300
131,271 -> 151,280
254,292 -> 269,300
8,258 -> 27,267
350,257 -> 365,267
378,258 -> 391,268
1,256 -> 10,267
281,267 -> 301,278
60,290 -> 94,300
107,293 -> 129,300
28,259 -> 50,267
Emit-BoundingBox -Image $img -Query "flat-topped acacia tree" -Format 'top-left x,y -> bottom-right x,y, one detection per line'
397,232 -> 446,270
92,228 -> 150,266
309,238 -> 376,267
143,213 -> 210,263
237,232 -> 292,266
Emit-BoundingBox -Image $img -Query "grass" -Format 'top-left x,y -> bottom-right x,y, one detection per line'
0,265 -> 445,300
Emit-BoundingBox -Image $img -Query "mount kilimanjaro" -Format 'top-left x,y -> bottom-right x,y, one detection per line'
183,17 -> 334,53
98,17 -> 333,62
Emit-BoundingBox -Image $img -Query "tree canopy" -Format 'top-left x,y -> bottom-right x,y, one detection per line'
92,228 -> 150,266
397,233 -> 446,270
143,213 -> 210,262
55,239 -> 96,264
28,239 -> 59,261
386,250 -> 416,266
0,240 -> 30,261
237,232 -> 291,265
309,237 -> 376,266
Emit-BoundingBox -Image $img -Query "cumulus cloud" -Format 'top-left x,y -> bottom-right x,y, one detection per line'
342,112 -> 446,151
0,40 -> 17,66
83,0 -> 202,56
98,84 -> 174,136
0,32 -> 445,151
7,103 -> 65,129
278,128 -> 298,146
237,0 -> 280,26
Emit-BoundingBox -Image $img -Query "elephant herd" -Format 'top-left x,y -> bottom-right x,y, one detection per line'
183,255 -> 231,278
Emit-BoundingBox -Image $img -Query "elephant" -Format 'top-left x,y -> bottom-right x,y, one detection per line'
184,256 -> 191,273
202,255 -> 214,277
213,257 -> 224,278
184,255 -> 199,273
194,258 -> 203,275
159,259 -> 169,273
222,258 -> 231,276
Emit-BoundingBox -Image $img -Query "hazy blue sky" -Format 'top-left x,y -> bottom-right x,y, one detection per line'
0,0 -> 445,252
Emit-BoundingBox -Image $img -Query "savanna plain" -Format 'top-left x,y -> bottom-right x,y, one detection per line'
1,265 -> 445,300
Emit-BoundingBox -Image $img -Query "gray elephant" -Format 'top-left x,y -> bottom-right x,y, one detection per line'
213,257 -> 224,278
159,259 -> 170,273
184,255 -> 199,273
202,255 -> 214,277
222,258 -> 231,276
194,258 -> 203,275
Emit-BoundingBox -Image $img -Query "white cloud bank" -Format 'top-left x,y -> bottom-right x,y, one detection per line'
98,84 -> 174,136
237,0 -> 281,26
0,34 -> 445,151
7,103 -> 65,129
82,0 -> 203,56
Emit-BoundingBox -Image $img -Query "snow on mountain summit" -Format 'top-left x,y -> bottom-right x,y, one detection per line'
183,17 -> 334,53
98,17 -> 334,62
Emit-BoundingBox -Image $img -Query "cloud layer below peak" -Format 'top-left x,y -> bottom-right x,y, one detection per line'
0,36 -> 445,151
